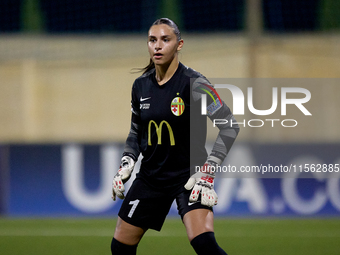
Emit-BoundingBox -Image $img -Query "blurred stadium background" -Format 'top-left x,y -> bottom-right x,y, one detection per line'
1,0 -> 340,254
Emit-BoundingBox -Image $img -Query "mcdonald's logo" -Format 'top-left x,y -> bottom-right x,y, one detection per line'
148,120 -> 175,146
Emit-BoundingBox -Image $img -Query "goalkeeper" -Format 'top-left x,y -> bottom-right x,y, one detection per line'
111,18 -> 239,255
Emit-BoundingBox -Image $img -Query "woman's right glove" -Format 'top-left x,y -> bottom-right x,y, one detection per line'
112,155 -> 135,201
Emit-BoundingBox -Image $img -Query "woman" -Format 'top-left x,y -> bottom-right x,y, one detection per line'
111,18 -> 239,255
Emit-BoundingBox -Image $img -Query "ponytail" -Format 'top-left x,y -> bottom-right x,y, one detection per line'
141,59 -> 155,74
130,59 -> 155,74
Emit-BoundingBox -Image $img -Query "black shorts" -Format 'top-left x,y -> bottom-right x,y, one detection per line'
118,177 -> 213,231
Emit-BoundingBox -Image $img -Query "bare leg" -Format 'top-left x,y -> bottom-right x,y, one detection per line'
114,216 -> 147,245
183,209 -> 227,255
183,209 -> 214,241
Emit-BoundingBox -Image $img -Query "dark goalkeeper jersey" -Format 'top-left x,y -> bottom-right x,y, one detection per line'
123,62 -> 239,193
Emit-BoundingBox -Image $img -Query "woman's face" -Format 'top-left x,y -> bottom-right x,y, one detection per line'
148,24 -> 183,66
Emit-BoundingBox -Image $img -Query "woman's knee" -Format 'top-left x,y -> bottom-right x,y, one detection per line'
190,232 -> 228,255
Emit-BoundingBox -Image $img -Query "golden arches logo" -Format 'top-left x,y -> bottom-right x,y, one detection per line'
148,120 -> 175,146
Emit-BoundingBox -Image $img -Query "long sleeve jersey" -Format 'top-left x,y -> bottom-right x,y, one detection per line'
123,62 -> 239,193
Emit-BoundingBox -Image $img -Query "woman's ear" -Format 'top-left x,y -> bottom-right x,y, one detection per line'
177,39 -> 184,51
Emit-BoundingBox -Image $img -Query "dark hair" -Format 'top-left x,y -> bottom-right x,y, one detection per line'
138,18 -> 182,74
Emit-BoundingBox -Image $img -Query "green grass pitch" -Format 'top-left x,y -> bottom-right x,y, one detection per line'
0,217 -> 339,255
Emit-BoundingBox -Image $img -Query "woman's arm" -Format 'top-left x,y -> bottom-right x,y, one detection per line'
122,82 -> 141,162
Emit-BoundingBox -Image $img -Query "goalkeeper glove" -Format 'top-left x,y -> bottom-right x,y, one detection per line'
184,161 -> 218,207
112,155 -> 135,201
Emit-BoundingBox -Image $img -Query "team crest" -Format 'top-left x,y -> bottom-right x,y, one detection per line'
171,97 -> 185,116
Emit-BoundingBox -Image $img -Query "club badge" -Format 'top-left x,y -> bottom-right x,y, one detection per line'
171,97 -> 185,116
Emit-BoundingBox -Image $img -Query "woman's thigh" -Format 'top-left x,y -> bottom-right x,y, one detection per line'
114,216 -> 147,246
183,209 -> 214,242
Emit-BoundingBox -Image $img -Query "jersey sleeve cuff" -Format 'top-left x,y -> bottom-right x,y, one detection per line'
207,153 -> 224,166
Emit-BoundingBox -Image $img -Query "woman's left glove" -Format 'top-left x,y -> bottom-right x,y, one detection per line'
112,155 -> 135,201
184,161 -> 218,207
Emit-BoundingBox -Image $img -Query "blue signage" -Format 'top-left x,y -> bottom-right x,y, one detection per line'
3,143 -> 340,216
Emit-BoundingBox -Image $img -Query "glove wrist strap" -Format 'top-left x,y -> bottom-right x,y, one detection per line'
122,152 -> 137,162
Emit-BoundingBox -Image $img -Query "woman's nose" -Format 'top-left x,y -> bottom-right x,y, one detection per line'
155,41 -> 162,50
